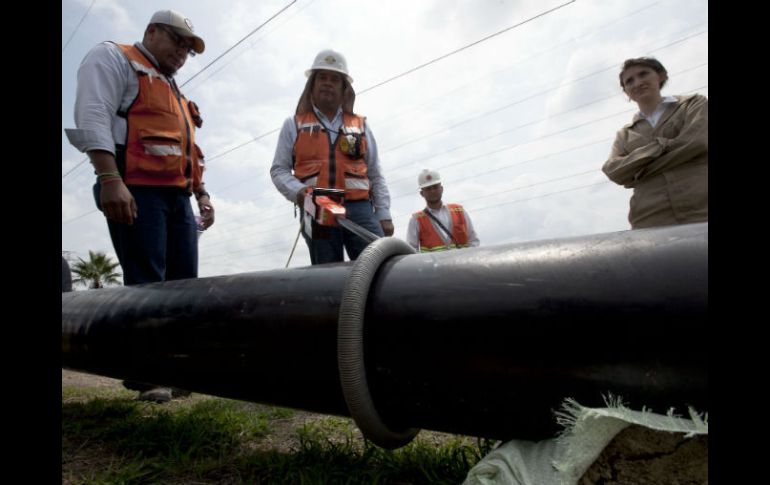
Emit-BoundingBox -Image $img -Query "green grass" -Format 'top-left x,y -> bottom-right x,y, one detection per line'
62,386 -> 496,484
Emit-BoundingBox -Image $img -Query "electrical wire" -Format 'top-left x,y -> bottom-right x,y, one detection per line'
62,0 -> 96,53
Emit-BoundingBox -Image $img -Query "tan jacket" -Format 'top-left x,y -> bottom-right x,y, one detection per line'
603,94 -> 708,229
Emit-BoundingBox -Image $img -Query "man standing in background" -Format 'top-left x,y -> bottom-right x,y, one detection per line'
407,169 -> 480,252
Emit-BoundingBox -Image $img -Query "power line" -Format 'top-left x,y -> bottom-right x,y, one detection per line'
382,58 -> 708,159
199,179 -> 616,265
62,209 -> 98,226
63,7 -> 706,239
202,111 -> 662,235
207,128 -> 280,163
208,137 -> 612,248
196,0 -> 578,166
195,92 -> 708,263
183,0 -> 319,94
386,106 -> 634,187
62,157 -> 89,178
61,2 -> 296,181
472,181 -> 611,214
180,0 -> 298,88
375,1 -> 666,130
397,81 -> 706,183
369,170 -> 605,223
61,77 -> 704,230
197,136 -> 621,256
200,26 -> 706,191
385,62 -> 707,182
62,0 -> 96,53
196,79 -> 706,243
356,1 -> 577,95
195,80 -> 707,256
62,27 -> 704,184
389,138 -> 613,200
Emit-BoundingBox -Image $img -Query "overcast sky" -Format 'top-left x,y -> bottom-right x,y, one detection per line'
61,0 -> 708,280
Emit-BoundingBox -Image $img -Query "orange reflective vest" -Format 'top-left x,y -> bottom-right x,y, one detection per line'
116,44 -> 202,193
414,204 -> 470,252
292,111 -> 370,201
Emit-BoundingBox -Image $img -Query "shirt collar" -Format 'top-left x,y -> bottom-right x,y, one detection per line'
135,42 -> 161,71
312,103 -> 343,124
637,95 -> 677,119
425,204 -> 446,213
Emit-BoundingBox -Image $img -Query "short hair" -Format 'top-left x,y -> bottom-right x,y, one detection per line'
619,57 -> 668,89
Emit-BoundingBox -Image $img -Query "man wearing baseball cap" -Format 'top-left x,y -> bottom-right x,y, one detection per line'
407,169 -> 480,252
65,10 -> 212,403
271,49 -> 394,264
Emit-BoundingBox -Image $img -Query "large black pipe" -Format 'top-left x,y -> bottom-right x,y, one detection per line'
62,223 -> 707,442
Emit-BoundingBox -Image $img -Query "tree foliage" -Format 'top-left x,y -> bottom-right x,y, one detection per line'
71,250 -> 122,289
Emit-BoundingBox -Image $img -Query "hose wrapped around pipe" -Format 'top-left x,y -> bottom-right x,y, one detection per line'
337,237 -> 419,449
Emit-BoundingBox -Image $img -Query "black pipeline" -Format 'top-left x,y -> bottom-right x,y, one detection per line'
62,223 -> 707,448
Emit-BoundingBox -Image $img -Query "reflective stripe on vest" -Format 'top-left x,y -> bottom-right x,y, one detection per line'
414,204 -> 470,252
117,44 -> 202,192
293,111 -> 370,201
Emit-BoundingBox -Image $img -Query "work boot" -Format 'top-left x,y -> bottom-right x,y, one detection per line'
124,381 -> 191,400
123,380 -> 154,392
136,387 -> 173,403
170,387 -> 192,398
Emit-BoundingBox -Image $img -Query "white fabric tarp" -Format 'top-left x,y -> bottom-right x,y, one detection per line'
463,396 -> 708,485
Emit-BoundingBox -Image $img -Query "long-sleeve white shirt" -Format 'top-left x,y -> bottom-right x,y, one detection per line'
65,41 -> 174,155
270,105 -> 392,221
406,204 -> 480,251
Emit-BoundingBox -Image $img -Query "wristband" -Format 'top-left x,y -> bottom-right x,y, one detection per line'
97,171 -> 121,180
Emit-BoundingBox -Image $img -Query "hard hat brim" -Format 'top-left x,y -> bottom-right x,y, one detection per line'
306,67 -> 353,84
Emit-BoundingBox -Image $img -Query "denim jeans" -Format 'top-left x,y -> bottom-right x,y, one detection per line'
94,184 -> 198,285
302,199 -> 384,265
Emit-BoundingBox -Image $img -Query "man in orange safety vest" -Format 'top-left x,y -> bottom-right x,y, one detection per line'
407,169 -> 480,252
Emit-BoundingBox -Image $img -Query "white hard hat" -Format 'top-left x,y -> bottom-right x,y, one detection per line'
305,49 -> 353,83
418,169 -> 442,189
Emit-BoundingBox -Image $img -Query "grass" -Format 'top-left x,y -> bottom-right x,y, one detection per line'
62,385 -> 497,484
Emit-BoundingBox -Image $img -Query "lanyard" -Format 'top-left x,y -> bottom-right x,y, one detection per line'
423,208 -> 459,248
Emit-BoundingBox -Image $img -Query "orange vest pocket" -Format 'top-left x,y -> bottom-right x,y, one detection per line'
132,132 -> 184,177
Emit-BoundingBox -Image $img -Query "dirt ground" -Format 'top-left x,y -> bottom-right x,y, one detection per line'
578,424 -> 708,485
62,368 -> 125,390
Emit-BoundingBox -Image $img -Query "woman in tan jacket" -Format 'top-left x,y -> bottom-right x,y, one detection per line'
602,57 -> 707,229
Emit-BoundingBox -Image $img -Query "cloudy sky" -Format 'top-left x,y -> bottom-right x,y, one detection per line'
61,0 -> 708,280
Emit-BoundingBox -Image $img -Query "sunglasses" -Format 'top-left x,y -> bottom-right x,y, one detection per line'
156,24 -> 196,57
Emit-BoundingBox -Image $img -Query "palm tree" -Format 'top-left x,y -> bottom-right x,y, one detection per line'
71,251 -> 122,289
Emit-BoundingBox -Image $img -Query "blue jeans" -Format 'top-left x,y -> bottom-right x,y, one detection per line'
95,184 -> 198,285
302,199 -> 383,265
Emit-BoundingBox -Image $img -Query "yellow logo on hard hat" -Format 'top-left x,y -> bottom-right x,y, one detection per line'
324,55 -> 336,65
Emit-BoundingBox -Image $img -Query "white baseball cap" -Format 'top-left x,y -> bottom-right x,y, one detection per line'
150,9 -> 205,54
418,169 -> 442,189
305,49 -> 352,83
